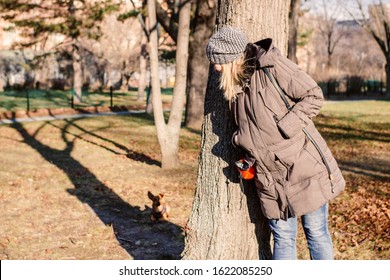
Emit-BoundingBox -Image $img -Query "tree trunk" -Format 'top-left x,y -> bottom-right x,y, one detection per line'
72,41 -> 83,104
138,28 -> 148,102
148,0 -> 192,169
120,61 -> 129,92
182,0 -> 290,260
184,0 -> 216,130
146,84 -> 153,113
288,0 -> 301,63
145,8 -> 154,115
386,58 -> 390,98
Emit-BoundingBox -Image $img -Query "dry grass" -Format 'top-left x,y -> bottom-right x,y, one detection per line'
0,113 -> 199,259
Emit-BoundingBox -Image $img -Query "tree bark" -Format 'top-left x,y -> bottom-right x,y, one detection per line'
162,0 -> 192,169
182,0 -> 290,260
184,0 -> 216,131
148,0 -> 192,169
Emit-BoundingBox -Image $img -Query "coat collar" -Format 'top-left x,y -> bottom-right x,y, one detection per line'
234,38 -> 279,95
251,38 -> 280,68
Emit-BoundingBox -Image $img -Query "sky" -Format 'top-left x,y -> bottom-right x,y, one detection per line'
302,0 -> 390,20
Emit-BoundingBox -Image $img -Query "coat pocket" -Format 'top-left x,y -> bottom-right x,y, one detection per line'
254,164 -> 278,200
273,135 -> 325,185
275,111 -> 303,139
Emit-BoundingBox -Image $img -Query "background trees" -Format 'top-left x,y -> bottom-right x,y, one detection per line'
0,0 -> 119,103
296,0 -> 387,97
355,0 -> 390,97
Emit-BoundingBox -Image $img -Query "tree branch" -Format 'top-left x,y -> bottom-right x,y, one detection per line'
155,0 -> 178,42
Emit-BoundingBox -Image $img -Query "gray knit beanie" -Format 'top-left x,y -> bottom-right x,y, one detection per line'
206,26 -> 248,64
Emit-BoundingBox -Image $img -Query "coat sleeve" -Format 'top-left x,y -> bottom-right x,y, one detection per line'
272,54 -> 324,127
231,99 -> 256,164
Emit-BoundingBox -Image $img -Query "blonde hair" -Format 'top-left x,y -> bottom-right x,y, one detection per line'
219,55 -> 253,102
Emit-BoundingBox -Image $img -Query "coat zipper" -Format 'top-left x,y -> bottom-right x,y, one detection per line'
302,128 -> 335,193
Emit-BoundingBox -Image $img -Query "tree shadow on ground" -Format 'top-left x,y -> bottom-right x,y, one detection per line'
315,117 -> 390,143
338,158 -> 390,181
54,118 -> 160,166
11,120 -> 183,259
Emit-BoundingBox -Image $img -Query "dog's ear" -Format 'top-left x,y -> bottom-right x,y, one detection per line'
147,191 -> 154,200
159,193 -> 165,199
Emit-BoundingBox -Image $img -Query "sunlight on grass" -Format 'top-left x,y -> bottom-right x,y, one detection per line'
321,100 -> 390,123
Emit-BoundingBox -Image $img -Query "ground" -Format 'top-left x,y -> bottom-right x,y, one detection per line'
0,113 -> 198,260
0,100 -> 389,260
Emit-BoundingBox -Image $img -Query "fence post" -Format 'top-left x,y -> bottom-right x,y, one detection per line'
146,83 -> 151,105
26,89 -> 30,111
110,86 -> 113,107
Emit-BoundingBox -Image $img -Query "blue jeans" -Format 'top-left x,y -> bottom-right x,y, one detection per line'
268,203 -> 334,260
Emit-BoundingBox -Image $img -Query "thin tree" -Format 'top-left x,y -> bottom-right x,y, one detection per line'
317,0 -> 345,97
155,0 -> 216,130
318,0 -> 345,70
138,10 -> 148,102
288,0 -> 302,63
0,0 -> 118,103
147,0 -> 192,169
182,0 -> 290,260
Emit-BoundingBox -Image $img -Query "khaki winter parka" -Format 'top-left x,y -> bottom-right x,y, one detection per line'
232,38 -> 345,220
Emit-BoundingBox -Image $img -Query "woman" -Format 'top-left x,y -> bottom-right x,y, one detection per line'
205,26 -> 345,260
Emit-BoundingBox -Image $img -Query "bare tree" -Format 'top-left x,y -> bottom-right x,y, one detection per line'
148,0 -> 192,169
318,0 -> 345,70
354,0 -> 390,97
316,0 -> 346,97
335,23 -> 383,79
182,0 -> 291,260
85,13 -> 142,91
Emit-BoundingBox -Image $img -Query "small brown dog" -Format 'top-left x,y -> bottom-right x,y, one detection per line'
147,191 -> 170,222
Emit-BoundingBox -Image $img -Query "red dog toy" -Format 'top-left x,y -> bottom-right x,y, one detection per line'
235,159 -> 255,180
